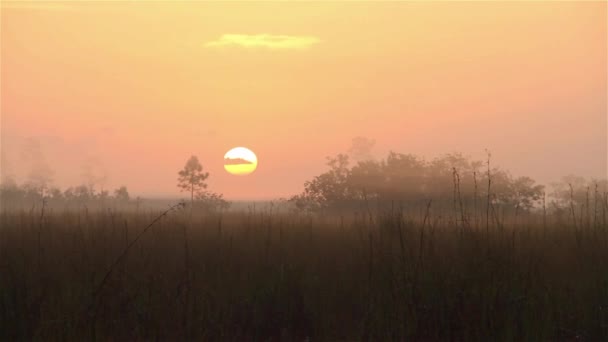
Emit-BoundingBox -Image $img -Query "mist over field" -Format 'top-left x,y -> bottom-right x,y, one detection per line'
1,1 -> 607,340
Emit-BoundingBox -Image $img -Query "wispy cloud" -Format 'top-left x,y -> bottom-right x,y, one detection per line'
224,157 -> 254,165
205,34 -> 320,50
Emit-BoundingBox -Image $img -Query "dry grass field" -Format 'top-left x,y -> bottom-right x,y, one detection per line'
1,202 -> 607,340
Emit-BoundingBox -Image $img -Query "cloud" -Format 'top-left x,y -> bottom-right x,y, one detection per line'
224,157 -> 254,165
205,34 -> 320,50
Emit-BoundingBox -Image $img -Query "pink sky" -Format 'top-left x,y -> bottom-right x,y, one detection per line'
1,1 -> 606,199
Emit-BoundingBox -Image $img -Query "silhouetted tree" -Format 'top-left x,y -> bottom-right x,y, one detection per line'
550,175 -> 589,208
113,186 -> 130,202
510,176 -> 544,213
195,191 -> 230,211
291,154 -> 352,212
549,176 -> 608,224
0,178 -> 22,210
291,151 -> 545,214
48,187 -> 64,201
73,185 -> 93,202
177,155 -> 209,206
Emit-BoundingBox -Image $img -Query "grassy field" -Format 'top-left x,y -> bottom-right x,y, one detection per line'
1,203 -> 607,340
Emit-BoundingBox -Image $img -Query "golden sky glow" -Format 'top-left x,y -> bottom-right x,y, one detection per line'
1,1 -> 606,199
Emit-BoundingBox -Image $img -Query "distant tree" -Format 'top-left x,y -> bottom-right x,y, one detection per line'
0,178 -> 23,209
48,187 -> 64,201
550,175 -> 588,208
549,176 -> 607,220
349,159 -> 385,200
291,151 -> 546,214
510,176 -> 544,213
348,136 -> 376,162
381,152 -> 427,200
113,186 -> 130,202
73,185 -> 93,202
290,154 -> 352,211
63,187 -> 76,202
195,191 -> 230,211
97,189 -> 110,203
177,155 -> 209,206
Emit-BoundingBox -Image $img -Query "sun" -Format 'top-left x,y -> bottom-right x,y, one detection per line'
224,147 -> 258,176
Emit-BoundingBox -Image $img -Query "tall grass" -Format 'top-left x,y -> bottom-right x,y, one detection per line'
1,202 -> 607,340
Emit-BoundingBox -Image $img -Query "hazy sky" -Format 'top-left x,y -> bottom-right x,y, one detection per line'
1,1 -> 606,199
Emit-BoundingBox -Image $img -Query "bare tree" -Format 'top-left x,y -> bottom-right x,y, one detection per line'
177,155 -> 209,207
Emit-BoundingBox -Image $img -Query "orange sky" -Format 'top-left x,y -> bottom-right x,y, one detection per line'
1,1 -> 606,199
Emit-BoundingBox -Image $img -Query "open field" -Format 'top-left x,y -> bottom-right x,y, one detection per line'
2,204 -> 607,340
3,1 -> 606,340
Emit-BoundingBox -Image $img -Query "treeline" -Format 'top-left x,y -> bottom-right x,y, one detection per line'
0,180 -> 135,211
0,155 -> 233,212
2,151 -> 606,222
290,152 -> 608,225
0,180 -> 230,212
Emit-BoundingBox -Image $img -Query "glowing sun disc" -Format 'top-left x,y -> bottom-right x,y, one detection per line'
224,147 -> 258,175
